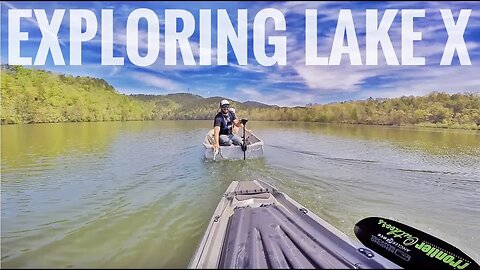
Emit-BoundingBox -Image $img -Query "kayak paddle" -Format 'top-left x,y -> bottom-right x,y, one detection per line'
354,217 -> 479,270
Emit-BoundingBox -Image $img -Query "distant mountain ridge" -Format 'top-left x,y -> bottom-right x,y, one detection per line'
243,101 -> 276,108
129,93 -> 274,108
128,92 -> 276,120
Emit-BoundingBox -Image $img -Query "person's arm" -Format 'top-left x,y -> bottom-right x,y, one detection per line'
232,119 -> 239,128
232,113 -> 241,128
213,126 -> 220,151
231,114 -> 242,135
213,115 -> 222,151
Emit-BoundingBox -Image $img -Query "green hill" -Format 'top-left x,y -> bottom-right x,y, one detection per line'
1,65 -> 155,124
0,66 -> 273,124
129,93 -> 273,120
1,66 -> 479,129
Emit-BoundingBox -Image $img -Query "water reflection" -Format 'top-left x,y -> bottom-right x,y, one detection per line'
2,122 -> 122,172
1,120 -> 479,267
251,121 -> 480,156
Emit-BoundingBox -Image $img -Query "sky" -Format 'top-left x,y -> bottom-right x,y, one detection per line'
1,1 -> 479,106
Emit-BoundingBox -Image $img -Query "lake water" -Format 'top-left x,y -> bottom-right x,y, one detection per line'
1,120 -> 479,268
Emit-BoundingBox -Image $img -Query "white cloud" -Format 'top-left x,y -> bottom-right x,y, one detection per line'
6,1 -> 478,103
359,65 -> 480,99
280,1 -> 480,96
2,1 -> 67,46
228,62 -> 268,73
294,65 -> 374,91
130,71 -> 183,92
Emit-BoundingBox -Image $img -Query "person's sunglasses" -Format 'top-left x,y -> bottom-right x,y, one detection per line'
221,105 -> 229,108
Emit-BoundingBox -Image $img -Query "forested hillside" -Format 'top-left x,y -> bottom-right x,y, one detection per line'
1,65 -> 154,124
129,93 -> 275,120
240,93 -> 480,129
1,65 -> 479,129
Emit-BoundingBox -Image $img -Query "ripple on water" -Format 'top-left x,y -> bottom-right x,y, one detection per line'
2,121 -> 479,267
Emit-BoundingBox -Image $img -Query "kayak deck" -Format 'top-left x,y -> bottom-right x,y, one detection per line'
189,180 -> 399,269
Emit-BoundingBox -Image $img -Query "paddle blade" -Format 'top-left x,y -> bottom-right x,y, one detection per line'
354,217 -> 479,270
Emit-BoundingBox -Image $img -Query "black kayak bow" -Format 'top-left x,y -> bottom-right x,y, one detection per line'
354,217 -> 479,270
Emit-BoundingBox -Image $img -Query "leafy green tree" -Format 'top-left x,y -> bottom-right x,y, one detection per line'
2,65 -> 479,130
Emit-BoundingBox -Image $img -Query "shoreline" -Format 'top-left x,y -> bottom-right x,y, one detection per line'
2,119 -> 479,131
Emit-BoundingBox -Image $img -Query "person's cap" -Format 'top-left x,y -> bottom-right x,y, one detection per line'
220,99 -> 230,107
229,107 -> 236,114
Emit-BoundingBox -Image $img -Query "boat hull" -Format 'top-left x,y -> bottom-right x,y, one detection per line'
203,129 -> 264,160
189,180 -> 400,269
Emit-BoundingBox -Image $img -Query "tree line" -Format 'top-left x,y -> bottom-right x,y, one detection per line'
1,65 -> 155,124
1,65 -> 479,129
241,93 -> 480,130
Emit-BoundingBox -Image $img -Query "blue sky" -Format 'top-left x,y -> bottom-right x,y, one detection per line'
1,1 -> 479,106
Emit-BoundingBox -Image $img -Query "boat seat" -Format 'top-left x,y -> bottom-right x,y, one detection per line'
232,180 -> 276,195
235,193 -> 271,201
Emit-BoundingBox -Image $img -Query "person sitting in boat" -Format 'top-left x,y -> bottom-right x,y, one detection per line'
213,100 -> 242,151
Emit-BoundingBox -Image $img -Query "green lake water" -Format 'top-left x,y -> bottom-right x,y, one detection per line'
1,120 -> 479,268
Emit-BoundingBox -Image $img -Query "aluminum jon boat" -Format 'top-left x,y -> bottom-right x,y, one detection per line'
188,180 -> 400,269
203,128 -> 264,160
